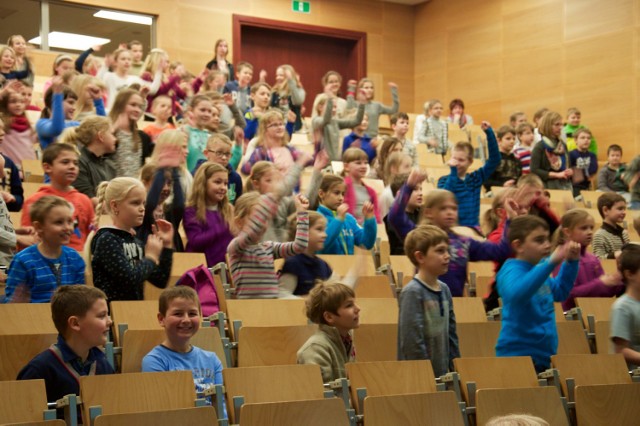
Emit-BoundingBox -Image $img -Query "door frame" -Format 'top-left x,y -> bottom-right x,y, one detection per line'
232,14 -> 367,78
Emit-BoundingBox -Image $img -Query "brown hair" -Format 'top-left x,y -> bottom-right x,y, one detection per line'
496,125 -> 516,140
573,127 -> 592,142
108,89 -> 143,150
383,152 -> 410,186
508,215 -> 549,244
452,141 -> 474,160
158,286 -> 201,316
51,285 -> 107,336
532,107 -> 549,125
390,112 -> 409,126
305,281 -> 355,325
619,243 -> 640,282
537,111 -> 563,140
421,189 -> 458,226
516,122 -> 534,136
482,188 -> 516,236
41,142 -> 79,166
246,161 -> 276,192
188,162 -> 232,225
509,111 -> 526,125
566,107 -> 581,117
596,192 -> 626,218
29,195 -> 73,224
375,137 -> 403,179
553,209 -> 593,248
288,210 -> 326,241
404,224 -> 449,266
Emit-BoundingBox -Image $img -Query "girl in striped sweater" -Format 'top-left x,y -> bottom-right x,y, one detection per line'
228,154 -> 310,298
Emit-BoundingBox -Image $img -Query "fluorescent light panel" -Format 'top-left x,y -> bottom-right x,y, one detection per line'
29,32 -> 110,51
93,10 -> 152,26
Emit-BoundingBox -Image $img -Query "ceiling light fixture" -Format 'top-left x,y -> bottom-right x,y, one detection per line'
29,32 -> 110,51
93,10 -> 153,26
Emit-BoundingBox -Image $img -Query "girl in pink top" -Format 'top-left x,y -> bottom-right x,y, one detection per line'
0,85 -> 36,168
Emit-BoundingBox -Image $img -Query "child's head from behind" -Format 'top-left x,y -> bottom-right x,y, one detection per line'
424,99 -> 442,118
482,188 -> 516,235
233,191 -> 262,232
496,126 -> 516,153
566,107 -> 581,126
607,144 -> 623,167
422,189 -> 458,229
42,143 -> 79,187
290,210 -> 327,252
62,116 -> 115,155
390,112 -> 409,136
509,111 -> 527,128
342,148 -> 369,179
158,286 -> 201,344
95,177 -> 146,230
597,192 -> 627,223
189,162 -> 230,224
555,209 -> 594,248
151,95 -> 173,122
152,129 -> 188,167
485,414 -> 550,426
318,174 -> 346,210
618,244 -> 640,286
573,128 -> 592,152
247,161 -> 277,194
205,133 -> 233,167
384,152 -> 412,184
516,123 -> 535,146
532,108 -> 549,126
404,225 -> 450,276
51,285 -> 110,345
508,215 -> 551,264
30,195 -> 74,246
305,281 -> 359,334
451,142 -> 474,175
634,216 -> 640,237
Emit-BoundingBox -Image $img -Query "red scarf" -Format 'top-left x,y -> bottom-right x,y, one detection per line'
10,115 -> 30,132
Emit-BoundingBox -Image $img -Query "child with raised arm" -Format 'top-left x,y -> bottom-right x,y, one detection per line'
184,162 -> 234,267
312,92 -> 365,161
597,144 -> 629,200
592,193 -> 630,260
4,196 -> 85,303
611,244 -> 640,369
389,169 -> 513,297
270,64 -> 306,131
553,209 -> 624,310
437,121 -> 500,227
495,215 -> 580,372
484,125 -> 522,192
346,78 -> 399,138
384,173 -> 421,255
17,286 -> 114,419
569,128 -> 598,198
90,177 -> 174,301
228,154 -> 310,299
142,286 -> 226,418
398,225 -> 459,377
297,281 -> 359,382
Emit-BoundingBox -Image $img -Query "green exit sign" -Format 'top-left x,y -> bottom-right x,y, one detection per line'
292,0 -> 310,13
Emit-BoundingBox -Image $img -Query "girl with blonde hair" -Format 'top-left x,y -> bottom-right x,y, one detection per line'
270,64 -> 306,131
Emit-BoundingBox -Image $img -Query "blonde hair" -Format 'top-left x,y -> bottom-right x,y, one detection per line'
0,46 -> 16,71
273,64 -> 303,95
482,188 -> 516,236
70,74 -> 102,119
485,414 -> 549,426
383,152 -> 410,185
423,99 -> 441,114
142,48 -> 167,75
255,110 -> 289,147
94,177 -> 145,229
553,209 -> 593,249
375,137 -> 403,179
234,192 -> 262,221
187,162 -> 232,225
151,130 -> 189,173
421,189 -> 457,226
246,161 -> 276,193
538,111 -> 563,140
29,195 -> 73,224
315,93 -> 330,115
60,115 -> 110,147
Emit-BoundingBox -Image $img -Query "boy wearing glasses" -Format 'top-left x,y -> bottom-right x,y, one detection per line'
194,133 -> 242,204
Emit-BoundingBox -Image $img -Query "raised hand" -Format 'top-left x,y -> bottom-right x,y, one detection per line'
356,88 -> 367,104
480,121 -> 491,130
313,149 -> 330,171
145,234 -> 163,263
223,92 -> 234,106
407,168 -> 428,189
601,272 -> 623,287
286,109 -> 297,123
296,151 -> 313,167
87,84 -> 102,100
362,201 -> 375,219
152,218 -> 175,249
294,194 -> 310,212
388,82 -> 398,89
156,144 -> 183,169
336,203 -> 349,220
259,69 -> 267,82
50,76 -> 64,93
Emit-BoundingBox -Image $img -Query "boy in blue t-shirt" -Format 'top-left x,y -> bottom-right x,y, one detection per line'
142,287 -> 227,418
495,215 -> 580,372
569,128 -> 598,198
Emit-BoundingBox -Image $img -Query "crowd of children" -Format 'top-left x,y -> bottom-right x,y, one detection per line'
0,35 -> 639,424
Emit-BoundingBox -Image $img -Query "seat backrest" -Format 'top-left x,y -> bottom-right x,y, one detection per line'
453,357 -> 539,404
109,300 -> 161,345
79,371 -> 196,422
0,379 -> 50,424
556,321 -> 591,355
223,364 -> 325,424
237,324 -> 317,367
363,391 -> 464,426
93,406 -> 217,426
388,255 -> 415,282
575,383 -> 640,426
354,276 -> 395,298
594,321 -> 611,354
143,253 -> 208,300
456,322 -> 500,357
346,360 -> 437,413
352,323 -> 398,362
600,259 -> 618,275
467,261 -> 495,278
357,298 -> 398,324
318,255 -> 377,276
240,398 -> 349,426
452,297 -> 487,323
225,299 -> 307,340
121,326 -> 227,373
575,297 -> 616,328
212,273 -> 228,315
550,354 -> 631,396
2,421 -> 66,426
0,333 -> 57,380
0,304 -> 56,335
476,387 -> 569,426
555,303 -> 566,321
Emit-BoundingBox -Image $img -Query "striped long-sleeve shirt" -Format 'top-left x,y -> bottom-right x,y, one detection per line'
229,194 -> 309,299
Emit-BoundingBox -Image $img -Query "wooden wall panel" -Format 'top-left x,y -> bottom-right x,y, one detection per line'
415,0 -> 640,159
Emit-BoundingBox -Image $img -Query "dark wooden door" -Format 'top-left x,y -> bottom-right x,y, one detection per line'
233,15 -> 366,117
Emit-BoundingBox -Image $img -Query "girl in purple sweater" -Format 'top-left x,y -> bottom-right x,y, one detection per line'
388,169 -> 515,296
553,209 -> 624,310
183,162 -> 234,266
